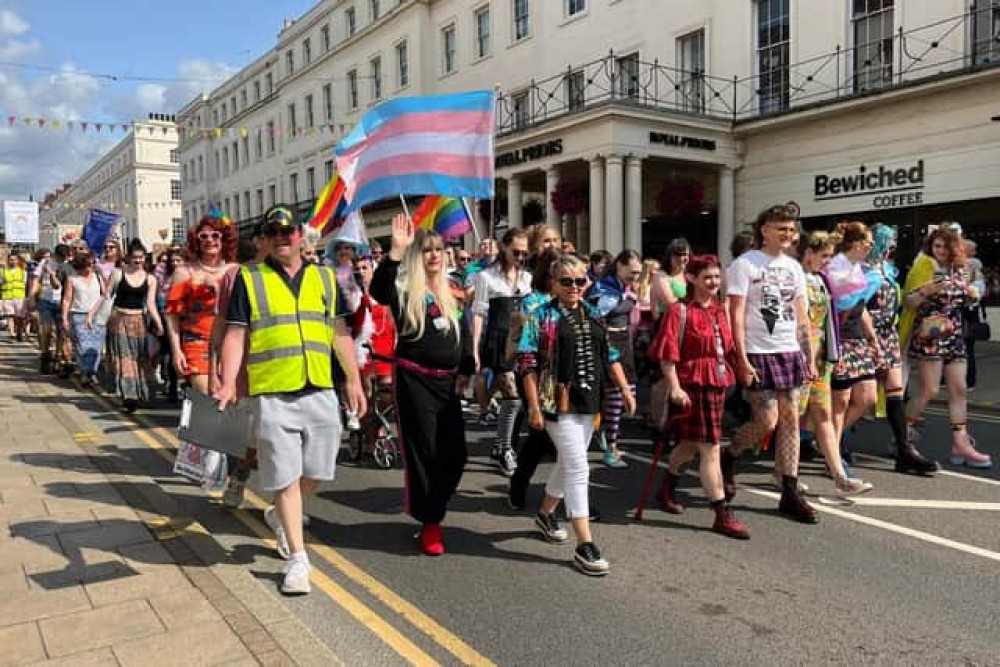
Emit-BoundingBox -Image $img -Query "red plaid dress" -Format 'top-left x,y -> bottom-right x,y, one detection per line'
650,300 -> 736,444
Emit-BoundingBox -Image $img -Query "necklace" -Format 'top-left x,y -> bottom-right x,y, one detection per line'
195,260 -> 224,276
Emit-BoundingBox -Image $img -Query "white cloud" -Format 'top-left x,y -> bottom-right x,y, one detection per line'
0,9 -> 29,38
0,38 -> 40,60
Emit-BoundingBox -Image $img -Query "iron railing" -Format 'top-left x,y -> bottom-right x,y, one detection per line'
493,6 -> 1000,133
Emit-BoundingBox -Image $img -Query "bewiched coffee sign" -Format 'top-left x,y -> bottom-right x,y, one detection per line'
495,139 -> 563,168
814,159 -> 925,209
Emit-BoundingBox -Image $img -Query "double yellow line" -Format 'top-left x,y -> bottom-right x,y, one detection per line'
83,389 -> 495,667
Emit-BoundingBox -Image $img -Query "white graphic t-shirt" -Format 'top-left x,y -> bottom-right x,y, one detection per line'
726,249 -> 807,354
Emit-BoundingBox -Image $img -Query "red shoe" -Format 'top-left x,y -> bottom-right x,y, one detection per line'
656,471 -> 684,514
420,524 -> 444,556
712,505 -> 750,540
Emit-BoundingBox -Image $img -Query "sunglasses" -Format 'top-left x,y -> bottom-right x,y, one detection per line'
510,250 -> 528,259
558,276 -> 587,288
265,226 -> 296,238
458,256 -> 470,263
198,231 -> 222,241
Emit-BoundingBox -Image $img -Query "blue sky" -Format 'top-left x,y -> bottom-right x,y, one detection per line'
0,0 -> 317,200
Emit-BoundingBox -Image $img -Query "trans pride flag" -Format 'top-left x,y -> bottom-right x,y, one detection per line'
412,195 -> 472,240
335,91 -> 495,211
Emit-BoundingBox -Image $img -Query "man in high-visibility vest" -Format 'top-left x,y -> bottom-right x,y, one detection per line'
214,205 -> 366,595
0,253 -> 28,341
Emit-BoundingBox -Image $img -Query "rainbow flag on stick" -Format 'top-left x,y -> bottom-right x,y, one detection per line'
412,195 -> 473,240
307,173 -> 347,233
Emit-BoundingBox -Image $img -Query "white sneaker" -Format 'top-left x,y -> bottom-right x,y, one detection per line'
222,479 -> 246,508
280,556 -> 311,595
264,506 -> 291,560
835,477 -> 874,497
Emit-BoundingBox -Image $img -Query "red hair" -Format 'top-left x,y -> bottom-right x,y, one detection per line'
684,254 -> 723,302
187,214 -> 237,263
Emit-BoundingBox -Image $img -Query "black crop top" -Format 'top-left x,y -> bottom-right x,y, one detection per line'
113,274 -> 149,310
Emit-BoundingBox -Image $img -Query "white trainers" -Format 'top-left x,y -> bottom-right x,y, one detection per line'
264,506 -> 291,560
835,476 -> 874,497
280,555 -> 312,595
222,478 -> 246,508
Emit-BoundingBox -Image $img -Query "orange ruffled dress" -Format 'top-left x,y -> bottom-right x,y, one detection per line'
166,279 -> 219,376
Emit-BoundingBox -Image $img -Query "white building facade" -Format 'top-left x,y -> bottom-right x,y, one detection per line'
39,116 -> 182,253
177,0 -> 1000,264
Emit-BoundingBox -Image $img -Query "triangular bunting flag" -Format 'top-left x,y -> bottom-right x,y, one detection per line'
38,118 -> 45,127
95,123 -> 102,132
7,116 -> 14,126
23,117 -> 31,125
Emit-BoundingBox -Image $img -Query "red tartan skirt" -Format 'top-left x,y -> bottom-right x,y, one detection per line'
672,385 -> 727,444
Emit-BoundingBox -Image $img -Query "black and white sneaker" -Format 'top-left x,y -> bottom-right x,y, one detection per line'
499,448 -> 518,477
574,542 -> 609,576
535,512 -> 568,543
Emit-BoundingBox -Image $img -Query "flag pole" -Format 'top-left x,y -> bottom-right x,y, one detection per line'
461,197 -> 482,245
398,194 -> 412,222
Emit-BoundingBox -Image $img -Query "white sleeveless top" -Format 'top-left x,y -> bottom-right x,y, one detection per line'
68,273 -> 102,313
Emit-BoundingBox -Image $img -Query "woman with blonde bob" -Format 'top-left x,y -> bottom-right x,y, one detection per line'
370,214 -> 475,556
518,255 -> 635,576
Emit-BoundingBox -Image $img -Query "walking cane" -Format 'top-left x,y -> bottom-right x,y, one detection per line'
634,410 -> 684,521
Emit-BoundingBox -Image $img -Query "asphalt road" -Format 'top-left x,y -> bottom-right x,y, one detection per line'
25,354 -> 1000,667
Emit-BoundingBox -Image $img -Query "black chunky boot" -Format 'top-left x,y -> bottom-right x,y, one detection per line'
778,475 -> 819,524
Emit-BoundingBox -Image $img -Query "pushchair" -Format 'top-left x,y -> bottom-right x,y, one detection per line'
345,350 -> 400,469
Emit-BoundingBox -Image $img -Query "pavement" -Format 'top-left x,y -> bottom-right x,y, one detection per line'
2,337 -> 999,666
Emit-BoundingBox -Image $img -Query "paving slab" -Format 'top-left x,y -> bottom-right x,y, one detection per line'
0,622 -> 46,666
0,585 -> 91,627
111,618 -> 253,667
38,598 -> 165,658
148,588 -> 224,630
26,647 -> 118,667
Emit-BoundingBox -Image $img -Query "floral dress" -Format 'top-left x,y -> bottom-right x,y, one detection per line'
908,268 -> 970,364
800,273 -> 833,412
867,262 -> 902,372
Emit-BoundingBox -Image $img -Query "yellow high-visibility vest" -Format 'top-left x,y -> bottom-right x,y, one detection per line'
244,262 -> 337,395
0,267 -> 26,299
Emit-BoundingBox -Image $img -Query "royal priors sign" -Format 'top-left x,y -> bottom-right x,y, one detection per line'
814,160 -> 925,209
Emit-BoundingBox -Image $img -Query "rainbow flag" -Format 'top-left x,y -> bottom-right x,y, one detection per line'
307,173 -> 347,233
412,195 -> 473,240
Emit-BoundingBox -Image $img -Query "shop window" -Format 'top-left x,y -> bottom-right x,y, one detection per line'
678,29 -> 705,113
973,0 -> 1000,65
852,0 -> 894,92
757,0 -> 790,113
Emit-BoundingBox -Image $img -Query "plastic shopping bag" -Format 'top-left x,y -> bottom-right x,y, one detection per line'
172,440 -> 228,491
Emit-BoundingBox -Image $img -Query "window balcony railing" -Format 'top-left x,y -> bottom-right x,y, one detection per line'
494,6 -> 1000,133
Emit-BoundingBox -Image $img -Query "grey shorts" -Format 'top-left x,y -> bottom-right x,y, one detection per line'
251,389 -> 342,492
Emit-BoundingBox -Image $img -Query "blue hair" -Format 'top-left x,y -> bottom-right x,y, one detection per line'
867,224 -> 896,263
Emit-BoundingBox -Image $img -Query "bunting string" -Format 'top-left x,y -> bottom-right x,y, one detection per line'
1,112 -> 355,141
